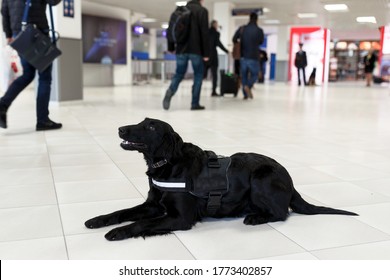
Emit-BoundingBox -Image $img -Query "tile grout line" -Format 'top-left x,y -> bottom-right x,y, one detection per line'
44,131 -> 71,260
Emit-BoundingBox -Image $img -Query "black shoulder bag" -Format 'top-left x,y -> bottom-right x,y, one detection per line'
11,0 -> 62,72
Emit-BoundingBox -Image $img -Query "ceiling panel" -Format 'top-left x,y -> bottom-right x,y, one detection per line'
82,0 -> 390,39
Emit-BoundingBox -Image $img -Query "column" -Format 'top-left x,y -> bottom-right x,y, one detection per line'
213,2 -> 235,71
148,28 -> 157,59
50,0 -> 83,101
275,25 -> 289,82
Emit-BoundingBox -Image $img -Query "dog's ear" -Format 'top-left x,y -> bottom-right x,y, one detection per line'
163,130 -> 183,161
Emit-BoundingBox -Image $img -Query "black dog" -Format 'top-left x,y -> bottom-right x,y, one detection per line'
85,118 -> 357,241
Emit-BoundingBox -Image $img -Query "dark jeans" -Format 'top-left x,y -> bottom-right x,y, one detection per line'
168,53 -> 204,107
204,62 -> 218,93
0,56 -> 53,123
240,58 -> 259,96
297,67 -> 307,85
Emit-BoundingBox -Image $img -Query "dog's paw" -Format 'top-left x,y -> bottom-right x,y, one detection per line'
85,216 -> 110,229
243,214 -> 267,225
105,228 -> 130,241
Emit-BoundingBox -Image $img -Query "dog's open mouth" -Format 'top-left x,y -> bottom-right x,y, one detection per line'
120,140 -> 147,150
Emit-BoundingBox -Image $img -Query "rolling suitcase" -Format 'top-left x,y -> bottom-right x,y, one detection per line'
220,70 -> 239,97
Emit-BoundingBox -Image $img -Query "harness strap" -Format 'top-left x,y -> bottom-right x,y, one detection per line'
206,151 -> 221,168
207,191 -> 223,215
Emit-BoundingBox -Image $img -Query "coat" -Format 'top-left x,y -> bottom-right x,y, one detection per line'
208,27 -> 228,65
1,0 -> 62,38
232,22 -> 264,60
363,53 -> 376,73
167,0 -> 210,58
294,50 -> 307,68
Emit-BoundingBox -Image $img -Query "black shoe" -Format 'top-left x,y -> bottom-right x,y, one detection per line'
0,103 -> 7,129
211,92 -> 220,97
36,119 -> 62,131
163,89 -> 173,110
191,105 -> 205,110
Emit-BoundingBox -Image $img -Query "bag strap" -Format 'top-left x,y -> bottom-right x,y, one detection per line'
22,1 -> 58,45
22,0 -> 32,26
48,4 -> 57,45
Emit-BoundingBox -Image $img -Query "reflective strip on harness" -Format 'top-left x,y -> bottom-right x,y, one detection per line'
151,179 -> 186,189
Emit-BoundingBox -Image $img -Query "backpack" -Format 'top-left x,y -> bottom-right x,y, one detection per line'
167,5 -> 192,44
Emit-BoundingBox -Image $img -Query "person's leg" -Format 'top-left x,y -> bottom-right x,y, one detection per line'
35,63 -> 62,130
163,54 -> 189,110
366,72 -> 372,86
243,59 -> 259,99
297,68 -> 301,85
0,57 -> 36,108
302,67 -> 307,85
36,64 -> 53,124
203,61 -> 209,79
189,54 -> 204,109
234,59 -> 240,76
0,57 -> 36,129
240,58 -> 249,98
168,54 -> 188,94
211,62 -> 218,95
248,59 -> 260,89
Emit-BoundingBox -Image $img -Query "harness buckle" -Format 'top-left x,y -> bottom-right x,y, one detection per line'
207,191 -> 222,214
208,157 -> 220,168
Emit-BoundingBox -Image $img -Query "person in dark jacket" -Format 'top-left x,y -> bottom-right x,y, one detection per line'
233,12 -> 264,99
0,0 -> 62,130
363,49 -> 377,87
258,49 -> 268,83
163,0 -> 210,111
294,43 -> 308,86
204,20 -> 228,97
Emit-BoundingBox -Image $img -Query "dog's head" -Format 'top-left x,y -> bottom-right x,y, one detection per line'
118,118 -> 183,164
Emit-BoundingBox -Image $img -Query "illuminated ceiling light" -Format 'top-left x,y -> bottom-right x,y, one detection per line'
161,23 -> 169,29
262,8 -> 270,13
263,19 -> 280,24
176,1 -> 187,6
356,16 -> 377,23
297,13 -> 318,19
324,4 -> 348,11
141,18 -> 157,23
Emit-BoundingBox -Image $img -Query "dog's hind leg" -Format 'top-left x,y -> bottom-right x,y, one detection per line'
85,202 -> 165,229
244,175 -> 291,225
244,211 -> 287,225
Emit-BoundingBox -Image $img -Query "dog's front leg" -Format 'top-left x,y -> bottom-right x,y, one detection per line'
104,215 -> 193,241
85,201 -> 165,229
105,193 -> 198,240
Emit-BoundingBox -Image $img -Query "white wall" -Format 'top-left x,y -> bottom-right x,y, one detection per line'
213,2 -> 235,53
82,1 -> 132,85
50,0 -> 82,39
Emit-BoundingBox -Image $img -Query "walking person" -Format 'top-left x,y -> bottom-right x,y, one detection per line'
232,12 -> 264,99
204,20 -> 228,97
294,43 -> 308,86
258,49 -> 268,83
363,49 -> 377,87
0,0 -> 63,130
163,0 -> 210,111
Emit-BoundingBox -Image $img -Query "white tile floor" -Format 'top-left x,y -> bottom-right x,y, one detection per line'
1,79 -> 390,260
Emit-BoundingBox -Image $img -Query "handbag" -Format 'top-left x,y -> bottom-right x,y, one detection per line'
10,0 -> 62,72
232,26 -> 244,60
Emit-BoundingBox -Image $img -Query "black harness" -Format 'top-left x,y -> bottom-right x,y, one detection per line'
150,151 -> 231,215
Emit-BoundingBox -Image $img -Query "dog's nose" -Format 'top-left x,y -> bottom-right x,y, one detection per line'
118,127 -> 127,136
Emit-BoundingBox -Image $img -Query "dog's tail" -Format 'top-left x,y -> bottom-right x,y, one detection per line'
290,189 -> 358,216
